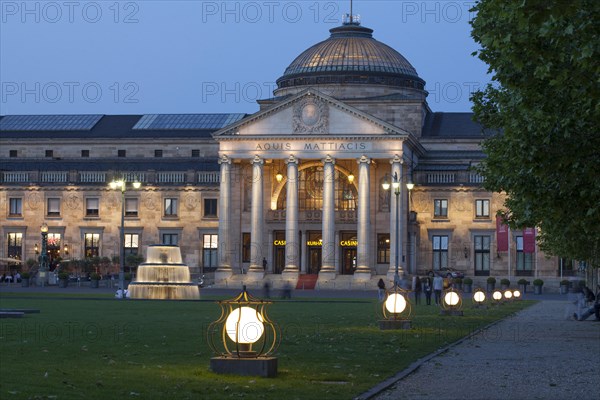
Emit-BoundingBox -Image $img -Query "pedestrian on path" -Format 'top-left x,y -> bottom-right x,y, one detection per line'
377,278 -> 386,302
412,276 -> 421,305
433,275 -> 443,305
422,277 -> 432,305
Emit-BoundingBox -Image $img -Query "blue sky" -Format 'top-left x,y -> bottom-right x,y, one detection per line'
0,0 -> 490,115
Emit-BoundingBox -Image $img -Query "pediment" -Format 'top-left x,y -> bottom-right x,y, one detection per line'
213,89 -> 410,138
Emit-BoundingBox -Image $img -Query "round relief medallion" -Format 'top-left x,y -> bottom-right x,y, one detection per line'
301,103 -> 319,126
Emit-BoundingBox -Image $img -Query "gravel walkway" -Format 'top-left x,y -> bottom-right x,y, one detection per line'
371,301 -> 600,400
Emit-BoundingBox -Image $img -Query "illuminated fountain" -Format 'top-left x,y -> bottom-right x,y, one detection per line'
129,245 -> 200,300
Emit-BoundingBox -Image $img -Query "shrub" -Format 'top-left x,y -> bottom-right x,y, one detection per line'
21,272 -> 30,279
91,273 -> 101,281
500,278 -> 510,286
463,277 -> 473,285
486,277 -> 496,284
58,272 -> 69,280
517,279 -> 529,285
533,279 -> 544,286
560,280 -> 571,286
452,277 -> 463,284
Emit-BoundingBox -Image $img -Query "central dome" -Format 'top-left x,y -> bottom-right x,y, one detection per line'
276,23 -> 425,92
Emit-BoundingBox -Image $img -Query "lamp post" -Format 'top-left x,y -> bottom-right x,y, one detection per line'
109,176 -> 141,299
382,172 -> 406,287
38,223 -> 49,287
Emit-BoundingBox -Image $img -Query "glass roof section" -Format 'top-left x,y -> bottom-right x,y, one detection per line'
0,115 -> 103,131
133,114 -> 246,130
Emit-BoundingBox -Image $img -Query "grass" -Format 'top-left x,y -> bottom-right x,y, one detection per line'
0,292 -> 533,399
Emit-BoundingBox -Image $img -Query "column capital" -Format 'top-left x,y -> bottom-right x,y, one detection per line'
285,155 -> 299,165
322,155 -> 335,165
218,155 -> 231,165
251,155 -> 264,165
357,155 -> 371,165
390,154 -> 403,165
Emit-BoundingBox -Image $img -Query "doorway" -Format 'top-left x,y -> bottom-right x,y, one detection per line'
308,248 -> 322,274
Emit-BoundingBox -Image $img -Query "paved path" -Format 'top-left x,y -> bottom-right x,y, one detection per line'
371,301 -> 600,400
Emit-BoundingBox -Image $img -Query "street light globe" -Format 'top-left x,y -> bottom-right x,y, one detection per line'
109,181 -> 118,189
40,223 -> 48,233
225,306 -> 265,344
473,290 -> 486,303
504,290 -> 513,299
132,181 -> 142,189
492,290 -> 503,301
385,293 -> 407,314
513,290 -> 521,298
444,291 -> 460,306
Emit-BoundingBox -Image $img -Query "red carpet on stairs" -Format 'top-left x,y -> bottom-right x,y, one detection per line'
295,274 -> 318,290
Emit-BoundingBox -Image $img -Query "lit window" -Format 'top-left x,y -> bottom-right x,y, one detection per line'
203,234 -> 218,269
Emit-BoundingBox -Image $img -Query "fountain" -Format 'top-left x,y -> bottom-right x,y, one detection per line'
129,245 -> 200,300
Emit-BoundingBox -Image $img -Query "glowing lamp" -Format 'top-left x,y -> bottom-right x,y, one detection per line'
208,286 -> 279,377
347,173 -> 355,183
492,290 -> 503,302
513,290 -> 521,299
41,223 -> 48,233
132,180 -> 142,189
504,290 -> 513,300
385,293 -> 407,314
473,289 -> 486,304
275,172 -> 283,183
225,306 -> 265,344
444,291 -> 460,306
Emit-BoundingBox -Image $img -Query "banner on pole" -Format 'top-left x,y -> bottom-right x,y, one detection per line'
523,228 -> 536,254
496,216 -> 508,252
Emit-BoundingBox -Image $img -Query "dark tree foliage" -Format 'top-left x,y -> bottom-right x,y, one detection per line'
470,0 -> 600,265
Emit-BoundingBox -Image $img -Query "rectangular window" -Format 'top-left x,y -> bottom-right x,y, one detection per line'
9,150 -> 17,158
45,150 -> 53,158
124,233 -> 139,256
162,233 -> 178,246
125,198 -> 139,217
432,235 -> 449,269
118,149 -> 126,157
516,236 -> 534,275
475,199 -> 490,218
81,150 -> 90,157
164,198 -> 178,217
242,233 -> 251,263
434,199 -> 448,218
203,234 -> 218,269
192,149 -> 200,157
7,233 -> 23,261
154,149 -> 163,158
9,198 -> 22,216
204,198 -> 218,218
377,234 -> 390,264
474,235 -> 491,275
86,198 -> 99,217
84,233 -> 100,257
47,198 -> 61,216
47,233 -> 62,264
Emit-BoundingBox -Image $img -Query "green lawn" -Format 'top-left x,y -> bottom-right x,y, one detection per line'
0,293 -> 533,399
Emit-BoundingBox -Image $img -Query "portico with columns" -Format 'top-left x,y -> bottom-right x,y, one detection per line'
213,90 -> 422,285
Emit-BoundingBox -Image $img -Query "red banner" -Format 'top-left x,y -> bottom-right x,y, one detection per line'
496,216 -> 508,252
523,228 -> 536,253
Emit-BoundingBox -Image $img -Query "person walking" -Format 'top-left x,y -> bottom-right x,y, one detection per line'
422,276 -> 433,305
433,275 -> 444,305
412,276 -> 422,305
377,278 -> 386,302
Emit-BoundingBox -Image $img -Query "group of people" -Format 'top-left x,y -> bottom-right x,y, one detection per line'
377,274 -> 446,305
0,272 -> 21,283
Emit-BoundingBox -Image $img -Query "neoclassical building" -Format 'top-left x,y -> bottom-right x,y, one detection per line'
0,20 -> 573,288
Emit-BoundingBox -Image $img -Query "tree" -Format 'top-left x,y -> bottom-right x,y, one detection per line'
470,0 -> 600,265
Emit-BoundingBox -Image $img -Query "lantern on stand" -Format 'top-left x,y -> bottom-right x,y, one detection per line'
378,286 -> 412,330
208,286 -> 280,377
440,288 -> 463,316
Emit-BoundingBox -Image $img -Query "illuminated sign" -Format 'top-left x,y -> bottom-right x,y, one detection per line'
340,240 -> 358,247
306,240 -> 322,246
273,240 -> 286,246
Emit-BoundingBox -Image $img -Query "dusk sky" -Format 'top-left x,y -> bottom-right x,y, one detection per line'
1,0 -> 491,115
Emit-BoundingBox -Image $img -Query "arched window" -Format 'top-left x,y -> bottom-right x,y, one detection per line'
276,166 -> 358,211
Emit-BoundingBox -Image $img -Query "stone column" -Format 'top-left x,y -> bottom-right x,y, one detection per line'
283,156 -> 300,278
319,155 -> 337,280
215,155 -> 233,281
354,155 -> 372,282
248,155 -> 265,279
387,155 -> 404,284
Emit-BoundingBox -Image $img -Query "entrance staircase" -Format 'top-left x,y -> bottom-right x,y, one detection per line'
296,274 -> 318,290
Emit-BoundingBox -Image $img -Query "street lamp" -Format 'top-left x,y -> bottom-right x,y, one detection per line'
109,176 -> 141,299
38,223 -> 49,287
382,172 -> 412,287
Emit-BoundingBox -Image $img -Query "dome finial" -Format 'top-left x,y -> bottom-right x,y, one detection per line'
343,0 -> 360,26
